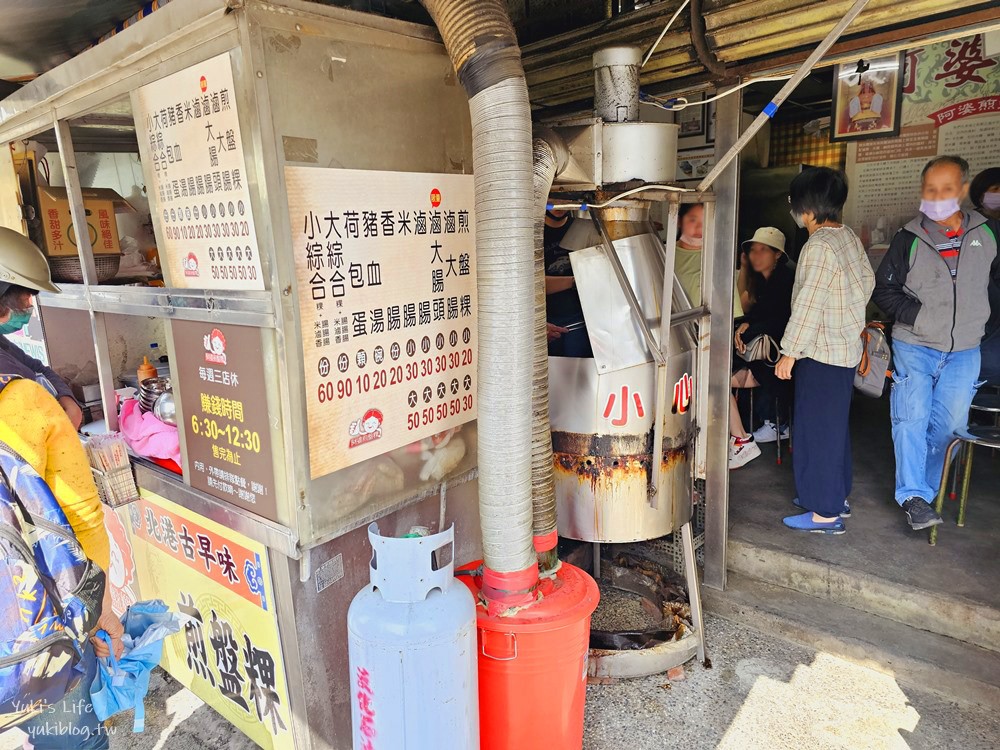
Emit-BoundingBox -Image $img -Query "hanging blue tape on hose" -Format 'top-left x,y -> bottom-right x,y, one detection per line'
763,102 -> 779,119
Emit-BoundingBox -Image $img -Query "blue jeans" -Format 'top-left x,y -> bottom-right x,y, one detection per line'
19,643 -> 110,749
890,340 -> 981,505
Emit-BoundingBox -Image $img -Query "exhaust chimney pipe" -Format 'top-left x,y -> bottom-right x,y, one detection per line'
420,0 -> 538,604
531,132 -> 566,575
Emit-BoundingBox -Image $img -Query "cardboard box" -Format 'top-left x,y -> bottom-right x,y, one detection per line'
36,186 -> 131,256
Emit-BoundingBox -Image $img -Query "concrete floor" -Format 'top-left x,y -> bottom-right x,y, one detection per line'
5,611 -> 997,750
728,393 -> 1000,610
584,613 -> 1000,750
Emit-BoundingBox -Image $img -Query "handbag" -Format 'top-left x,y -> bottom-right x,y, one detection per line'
737,334 -> 780,366
855,322 -> 892,398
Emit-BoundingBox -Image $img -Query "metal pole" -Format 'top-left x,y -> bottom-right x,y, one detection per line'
695,0 -> 874,193
54,119 -> 120,431
681,520 -> 706,663
648,199 -> 680,510
701,91 -> 740,592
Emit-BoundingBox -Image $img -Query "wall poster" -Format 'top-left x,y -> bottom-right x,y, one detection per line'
285,167 -> 478,479
844,35 -> 1000,242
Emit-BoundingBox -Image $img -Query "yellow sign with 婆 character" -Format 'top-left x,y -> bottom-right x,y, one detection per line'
126,489 -> 292,749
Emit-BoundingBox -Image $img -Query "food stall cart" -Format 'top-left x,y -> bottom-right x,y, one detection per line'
0,1 -> 483,747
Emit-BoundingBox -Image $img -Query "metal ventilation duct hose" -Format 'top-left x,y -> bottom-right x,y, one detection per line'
531,135 -> 561,571
420,0 -> 538,590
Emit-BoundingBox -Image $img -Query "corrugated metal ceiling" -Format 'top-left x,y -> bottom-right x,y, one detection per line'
0,0 -> 148,81
0,0 -> 995,110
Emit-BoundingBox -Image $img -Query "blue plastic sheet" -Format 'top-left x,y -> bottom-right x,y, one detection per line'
89,600 -> 186,732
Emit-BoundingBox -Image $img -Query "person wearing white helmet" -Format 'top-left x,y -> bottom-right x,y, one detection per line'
0,227 -> 83,429
0,226 -> 122,746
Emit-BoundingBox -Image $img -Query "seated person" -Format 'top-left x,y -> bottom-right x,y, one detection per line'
545,209 -> 593,358
673,203 -> 744,315
728,227 -> 794,469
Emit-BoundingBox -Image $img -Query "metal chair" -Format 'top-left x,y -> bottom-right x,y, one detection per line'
736,386 -> 792,465
929,423 -> 1000,545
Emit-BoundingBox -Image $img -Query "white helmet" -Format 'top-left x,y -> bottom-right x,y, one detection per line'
0,227 -> 60,294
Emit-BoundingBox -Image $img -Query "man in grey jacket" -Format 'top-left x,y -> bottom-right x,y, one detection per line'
874,156 -> 1000,531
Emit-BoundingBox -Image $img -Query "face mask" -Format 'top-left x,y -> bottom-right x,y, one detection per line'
920,197 -> 961,222
789,210 -> 806,230
0,309 -> 32,335
982,192 -> 1000,211
679,234 -> 702,249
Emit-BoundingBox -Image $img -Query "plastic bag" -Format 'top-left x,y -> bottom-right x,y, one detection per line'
90,600 -> 187,732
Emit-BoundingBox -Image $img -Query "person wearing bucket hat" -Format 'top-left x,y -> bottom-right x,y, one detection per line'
0,227 -> 83,429
0,227 -> 123,746
728,227 -> 794,468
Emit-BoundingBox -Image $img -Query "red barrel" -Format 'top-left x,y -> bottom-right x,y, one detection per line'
458,562 -> 599,750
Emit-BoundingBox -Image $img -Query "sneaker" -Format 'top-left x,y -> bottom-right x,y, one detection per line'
793,497 -> 851,518
753,420 -> 790,444
782,511 -> 846,534
729,436 -> 761,469
902,497 -> 943,531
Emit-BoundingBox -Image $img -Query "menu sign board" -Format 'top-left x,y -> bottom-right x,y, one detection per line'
135,52 -> 264,290
172,320 -> 278,521
285,167 -> 478,479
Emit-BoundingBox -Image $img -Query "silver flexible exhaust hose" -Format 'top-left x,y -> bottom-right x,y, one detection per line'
421,0 -> 537,577
531,137 -> 558,550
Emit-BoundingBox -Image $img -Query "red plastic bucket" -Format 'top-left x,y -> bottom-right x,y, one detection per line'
458,562 -> 599,750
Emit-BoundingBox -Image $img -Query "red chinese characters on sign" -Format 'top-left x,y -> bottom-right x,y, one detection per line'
927,95 -> 1000,127
356,667 -> 376,750
672,373 -> 693,415
902,48 -> 923,96
98,208 -> 115,250
603,386 -> 645,427
128,496 -> 268,610
47,208 -> 63,253
934,36 -> 997,89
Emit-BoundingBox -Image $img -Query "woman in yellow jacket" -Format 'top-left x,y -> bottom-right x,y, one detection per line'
0,228 -> 123,749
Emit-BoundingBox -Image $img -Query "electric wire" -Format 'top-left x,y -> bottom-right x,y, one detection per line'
641,0 -> 690,68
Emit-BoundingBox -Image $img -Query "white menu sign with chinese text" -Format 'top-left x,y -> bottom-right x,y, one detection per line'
135,53 -> 264,290
285,167 -> 477,478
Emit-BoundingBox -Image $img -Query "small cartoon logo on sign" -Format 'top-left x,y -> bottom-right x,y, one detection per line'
349,408 -> 383,449
182,252 -> 200,278
430,188 -> 442,208
203,328 -> 228,366
199,75 -> 208,93
102,506 -> 137,617
672,373 -> 693,414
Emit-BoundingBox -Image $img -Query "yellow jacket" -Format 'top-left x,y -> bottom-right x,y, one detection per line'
0,379 -> 110,571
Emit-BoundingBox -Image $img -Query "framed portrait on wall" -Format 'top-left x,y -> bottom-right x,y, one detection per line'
830,52 -> 904,142
676,94 -> 706,138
